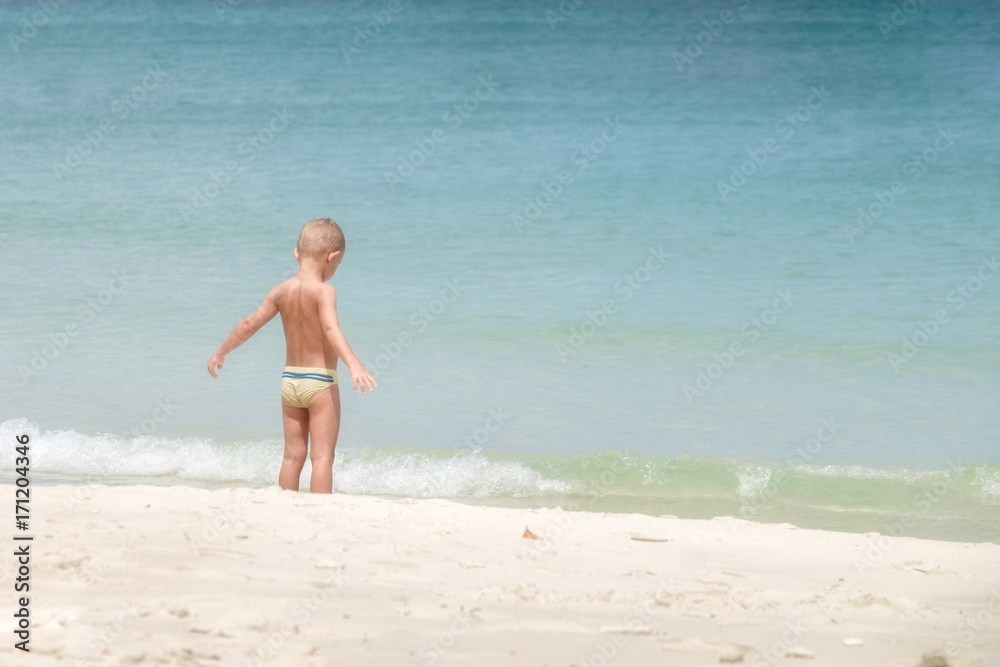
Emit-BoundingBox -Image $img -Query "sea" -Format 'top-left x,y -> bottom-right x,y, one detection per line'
2,0 -> 998,544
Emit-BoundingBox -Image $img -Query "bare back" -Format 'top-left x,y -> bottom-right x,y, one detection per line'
272,276 -> 339,368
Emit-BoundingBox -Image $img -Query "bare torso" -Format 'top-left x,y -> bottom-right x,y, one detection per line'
273,276 -> 340,369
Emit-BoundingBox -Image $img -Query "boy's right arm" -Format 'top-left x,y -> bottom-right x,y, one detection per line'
207,289 -> 279,378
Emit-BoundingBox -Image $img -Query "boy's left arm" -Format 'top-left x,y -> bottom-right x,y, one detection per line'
318,285 -> 377,393
207,290 -> 279,378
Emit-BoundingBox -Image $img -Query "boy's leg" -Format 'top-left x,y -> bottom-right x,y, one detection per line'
306,386 -> 341,493
279,400 -> 310,491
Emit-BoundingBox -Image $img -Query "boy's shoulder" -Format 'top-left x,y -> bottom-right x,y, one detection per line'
270,277 -> 336,300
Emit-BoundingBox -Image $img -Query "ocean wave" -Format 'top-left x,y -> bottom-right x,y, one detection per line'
2,419 -> 998,542
0,419 -> 574,498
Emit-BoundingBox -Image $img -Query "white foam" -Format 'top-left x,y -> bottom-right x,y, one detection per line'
333,450 -> 574,498
0,418 -> 278,484
736,464 -> 773,498
971,464 -> 1000,506
0,419 -> 574,498
791,462 -> 963,485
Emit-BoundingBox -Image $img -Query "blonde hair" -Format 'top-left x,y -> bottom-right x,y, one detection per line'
297,218 -> 345,257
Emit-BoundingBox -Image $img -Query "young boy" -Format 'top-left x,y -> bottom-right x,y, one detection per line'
207,218 -> 376,493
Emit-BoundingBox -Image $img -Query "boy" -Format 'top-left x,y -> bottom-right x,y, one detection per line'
207,218 -> 376,493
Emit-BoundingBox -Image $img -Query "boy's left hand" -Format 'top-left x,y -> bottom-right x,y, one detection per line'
349,365 -> 377,394
207,354 -> 225,378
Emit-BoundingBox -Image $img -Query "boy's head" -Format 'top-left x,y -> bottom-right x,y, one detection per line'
296,218 -> 345,259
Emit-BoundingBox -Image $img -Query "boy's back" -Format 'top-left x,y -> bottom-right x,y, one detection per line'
272,276 -> 340,370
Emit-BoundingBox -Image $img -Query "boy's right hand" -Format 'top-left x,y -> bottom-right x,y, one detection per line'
349,364 -> 377,394
207,353 -> 225,378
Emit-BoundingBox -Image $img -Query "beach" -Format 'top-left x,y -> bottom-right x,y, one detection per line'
5,484 -> 998,666
3,1 -> 1000,663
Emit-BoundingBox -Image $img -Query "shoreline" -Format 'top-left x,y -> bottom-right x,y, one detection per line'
4,484 -> 999,665
7,465 -> 999,546
5,420 -> 998,546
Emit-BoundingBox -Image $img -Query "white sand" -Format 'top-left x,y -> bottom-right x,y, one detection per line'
3,484 -> 999,666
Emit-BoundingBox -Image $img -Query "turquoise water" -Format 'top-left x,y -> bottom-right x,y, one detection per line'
2,0 -> 998,542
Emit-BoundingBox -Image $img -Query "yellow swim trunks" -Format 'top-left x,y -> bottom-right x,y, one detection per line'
280,366 -> 338,408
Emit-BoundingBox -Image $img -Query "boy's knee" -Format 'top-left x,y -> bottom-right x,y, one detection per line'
310,452 -> 334,465
283,449 -> 307,464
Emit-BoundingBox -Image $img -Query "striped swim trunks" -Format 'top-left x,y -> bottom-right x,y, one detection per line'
280,366 -> 338,408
